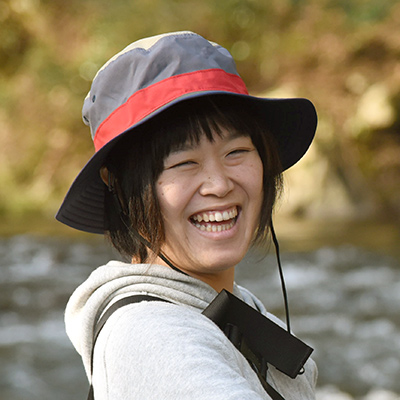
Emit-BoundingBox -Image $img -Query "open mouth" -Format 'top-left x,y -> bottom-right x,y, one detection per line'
189,207 -> 239,232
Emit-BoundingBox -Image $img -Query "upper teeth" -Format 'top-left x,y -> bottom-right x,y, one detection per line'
192,208 -> 238,223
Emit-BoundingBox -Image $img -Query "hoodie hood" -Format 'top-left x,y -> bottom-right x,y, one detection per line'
64,261 -> 265,377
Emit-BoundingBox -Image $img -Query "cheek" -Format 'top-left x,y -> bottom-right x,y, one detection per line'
156,181 -> 173,217
157,175 -> 178,201
249,164 -> 264,220
252,177 -> 264,211
156,179 -> 188,221
246,159 -> 264,195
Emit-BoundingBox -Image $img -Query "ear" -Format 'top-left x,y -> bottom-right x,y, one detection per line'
100,166 -> 109,186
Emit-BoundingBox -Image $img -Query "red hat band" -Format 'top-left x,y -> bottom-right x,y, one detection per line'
93,69 -> 248,152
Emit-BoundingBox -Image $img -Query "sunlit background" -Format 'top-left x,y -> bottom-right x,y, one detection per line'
1,0 -> 399,399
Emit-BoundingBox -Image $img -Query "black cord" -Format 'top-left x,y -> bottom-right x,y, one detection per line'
269,220 -> 291,334
121,215 -> 187,275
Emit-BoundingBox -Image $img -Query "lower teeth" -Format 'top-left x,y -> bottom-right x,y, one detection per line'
194,221 -> 234,232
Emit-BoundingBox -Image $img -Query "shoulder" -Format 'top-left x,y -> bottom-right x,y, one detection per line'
92,300 -> 268,399
97,300 -> 238,365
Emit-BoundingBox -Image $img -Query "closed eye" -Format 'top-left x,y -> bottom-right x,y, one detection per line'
227,148 -> 251,157
167,160 -> 197,169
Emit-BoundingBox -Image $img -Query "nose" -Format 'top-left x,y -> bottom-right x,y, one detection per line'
198,165 -> 234,198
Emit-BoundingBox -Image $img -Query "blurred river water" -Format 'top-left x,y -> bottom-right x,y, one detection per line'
0,218 -> 399,400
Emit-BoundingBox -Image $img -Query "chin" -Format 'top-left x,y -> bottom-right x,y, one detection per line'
201,254 -> 245,271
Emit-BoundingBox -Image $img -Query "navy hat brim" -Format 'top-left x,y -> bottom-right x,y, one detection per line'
56,91 -> 317,234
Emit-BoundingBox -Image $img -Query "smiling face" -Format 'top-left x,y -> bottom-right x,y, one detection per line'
156,130 -> 264,289
103,97 -> 283,289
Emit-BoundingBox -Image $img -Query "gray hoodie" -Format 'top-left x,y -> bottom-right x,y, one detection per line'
65,261 -> 317,399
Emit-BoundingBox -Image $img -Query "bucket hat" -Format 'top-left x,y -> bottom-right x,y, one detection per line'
56,31 -> 317,234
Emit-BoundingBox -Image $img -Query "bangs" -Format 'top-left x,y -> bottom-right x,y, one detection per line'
148,96 -> 253,173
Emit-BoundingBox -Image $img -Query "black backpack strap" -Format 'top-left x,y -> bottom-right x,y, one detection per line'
224,324 -> 285,400
88,294 -> 170,400
93,295 -> 169,342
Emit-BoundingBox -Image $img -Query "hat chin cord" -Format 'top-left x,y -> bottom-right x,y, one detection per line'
107,172 -> 291,333
270,219 -> 291,334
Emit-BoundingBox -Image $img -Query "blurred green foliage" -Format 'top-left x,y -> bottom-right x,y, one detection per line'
1,0 -> 400,223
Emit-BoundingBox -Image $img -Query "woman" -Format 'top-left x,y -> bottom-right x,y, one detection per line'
57,31 -> 318,399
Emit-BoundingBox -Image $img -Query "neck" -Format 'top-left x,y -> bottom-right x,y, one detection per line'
144,254 -> 235,293
185,268 -> 235,293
